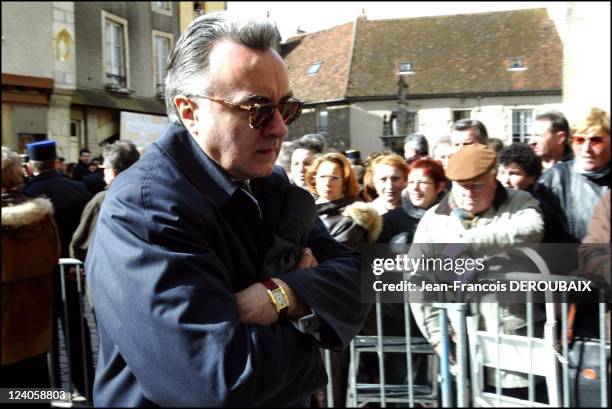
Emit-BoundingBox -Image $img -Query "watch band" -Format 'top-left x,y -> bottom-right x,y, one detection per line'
261,278 -> 289,320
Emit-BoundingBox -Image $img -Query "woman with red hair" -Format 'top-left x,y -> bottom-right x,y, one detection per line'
305,152 -> 382,249
378,158 -> 447,243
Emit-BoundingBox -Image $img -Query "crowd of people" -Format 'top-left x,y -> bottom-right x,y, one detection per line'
278,107 -> 610,404
1,11 -> 610,408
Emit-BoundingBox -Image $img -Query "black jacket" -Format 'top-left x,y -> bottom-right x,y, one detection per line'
72,161 -> 92,181
316,197 -> 367,249
378,192 -> 445,244
533,160 -> 610,243
23,171 -> 92,257
83,171 -> 106,195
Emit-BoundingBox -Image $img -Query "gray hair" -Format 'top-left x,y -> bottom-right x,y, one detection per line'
29,159 -> 55,174
101,140 -> 140,173
2,146 -> 23,190
292,133 -> 326,154
165,12 -> 281,123
404,133 -> 429,156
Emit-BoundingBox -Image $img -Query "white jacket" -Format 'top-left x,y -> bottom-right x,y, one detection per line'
410,184 -> 545,388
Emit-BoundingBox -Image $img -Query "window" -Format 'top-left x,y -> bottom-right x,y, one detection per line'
399,61 -> 413,73
71,120 -> 85,149
316,106 -> 328,135
103,11 -> 129,89
512,109 -> 533,143
508,57 -> 526,71
452,109 -> 471,122
153,31 -> 173,96
152,1 -> 172,15
307,61 -> 322,75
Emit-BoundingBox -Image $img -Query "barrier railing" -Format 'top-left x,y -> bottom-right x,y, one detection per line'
340,282 -> 609,407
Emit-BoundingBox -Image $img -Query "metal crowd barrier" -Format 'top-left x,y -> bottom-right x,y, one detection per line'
336,282 -> 609,407
345,292 -> 439,407
49,259 -> 608,408
48,258 -> 98,408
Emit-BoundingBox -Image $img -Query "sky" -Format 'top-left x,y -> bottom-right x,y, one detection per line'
226,1 -> 553,41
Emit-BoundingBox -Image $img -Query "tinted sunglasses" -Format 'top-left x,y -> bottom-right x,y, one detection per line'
571,135 -> 608,149
188,94 -> 303,129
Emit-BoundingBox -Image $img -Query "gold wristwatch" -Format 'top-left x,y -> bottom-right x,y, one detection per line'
261,278 -> 290,319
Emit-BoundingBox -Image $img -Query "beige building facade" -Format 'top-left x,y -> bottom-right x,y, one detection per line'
3,2 -> 207,161
347,95 -> 564,155
561,2 -> 611,123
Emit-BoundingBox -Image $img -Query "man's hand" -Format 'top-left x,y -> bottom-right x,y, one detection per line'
234,281 -> 279,325
235,247 -> 318,325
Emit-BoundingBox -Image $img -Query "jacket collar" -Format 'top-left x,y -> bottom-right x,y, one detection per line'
2,192 -> 54,227
400,191 -> 445,219
316,196 -> 356,215
153,122 -> 238,208
153,122 -> 288,208
26,170 -> 63,185
435,181 -> 508,215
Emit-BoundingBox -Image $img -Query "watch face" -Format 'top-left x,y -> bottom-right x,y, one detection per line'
270,288 -> 289,309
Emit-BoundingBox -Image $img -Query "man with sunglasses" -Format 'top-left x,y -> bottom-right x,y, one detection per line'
85,12 -> 370,407
533,107 -> 610,243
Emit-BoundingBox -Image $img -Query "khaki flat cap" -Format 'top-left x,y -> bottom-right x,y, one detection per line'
446,144 -> 497,181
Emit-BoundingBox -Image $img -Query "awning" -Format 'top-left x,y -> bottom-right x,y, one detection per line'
72,88 -> 167,115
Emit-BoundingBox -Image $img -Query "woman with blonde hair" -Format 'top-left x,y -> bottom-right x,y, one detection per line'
2,146 -> 61,387
363,153 -> 409,215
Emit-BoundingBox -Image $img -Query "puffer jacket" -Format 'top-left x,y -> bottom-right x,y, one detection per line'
2,191 -> 61,365
317,197 -> 382,249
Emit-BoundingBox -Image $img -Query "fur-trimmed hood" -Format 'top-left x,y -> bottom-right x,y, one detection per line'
342,201 -> 383,243
2,194 -> 55,228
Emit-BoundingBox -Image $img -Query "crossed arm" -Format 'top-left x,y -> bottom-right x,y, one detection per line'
234,248 -> 318,325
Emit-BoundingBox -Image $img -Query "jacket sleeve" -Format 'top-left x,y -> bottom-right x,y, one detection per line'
409,216 -> 446,349
532,167 -> 575,243
578,191 -> 611,287
69,193 -> 102,261
279,217 -> 371,349
328,216 -> 368,249
87,185 -> 326,406
461,196 -> 544,250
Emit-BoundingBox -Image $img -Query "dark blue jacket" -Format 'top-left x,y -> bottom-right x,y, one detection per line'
83,171 -> 106,196
86,123 -> 369,406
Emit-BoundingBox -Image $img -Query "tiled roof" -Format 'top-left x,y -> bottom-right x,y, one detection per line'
282,21 -> 354,103
282,9 -> 562,103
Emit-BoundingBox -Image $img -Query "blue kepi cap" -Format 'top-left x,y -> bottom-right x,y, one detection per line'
27,140 -> 57,161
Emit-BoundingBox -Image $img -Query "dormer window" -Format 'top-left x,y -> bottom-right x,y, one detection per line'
399,61 -> 413,74
307,61 -> 322,75
508,57 -> 526,71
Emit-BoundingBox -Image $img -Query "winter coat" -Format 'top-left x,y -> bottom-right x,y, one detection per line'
70,189 -> 107,262
316,197 -> 382,249
2,192 -> 61,365
409,183 -> 546,388
23,170 -> 92,257
378,191 -> 445,244
578,190 -> 611,287
533,161 -> 610,242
